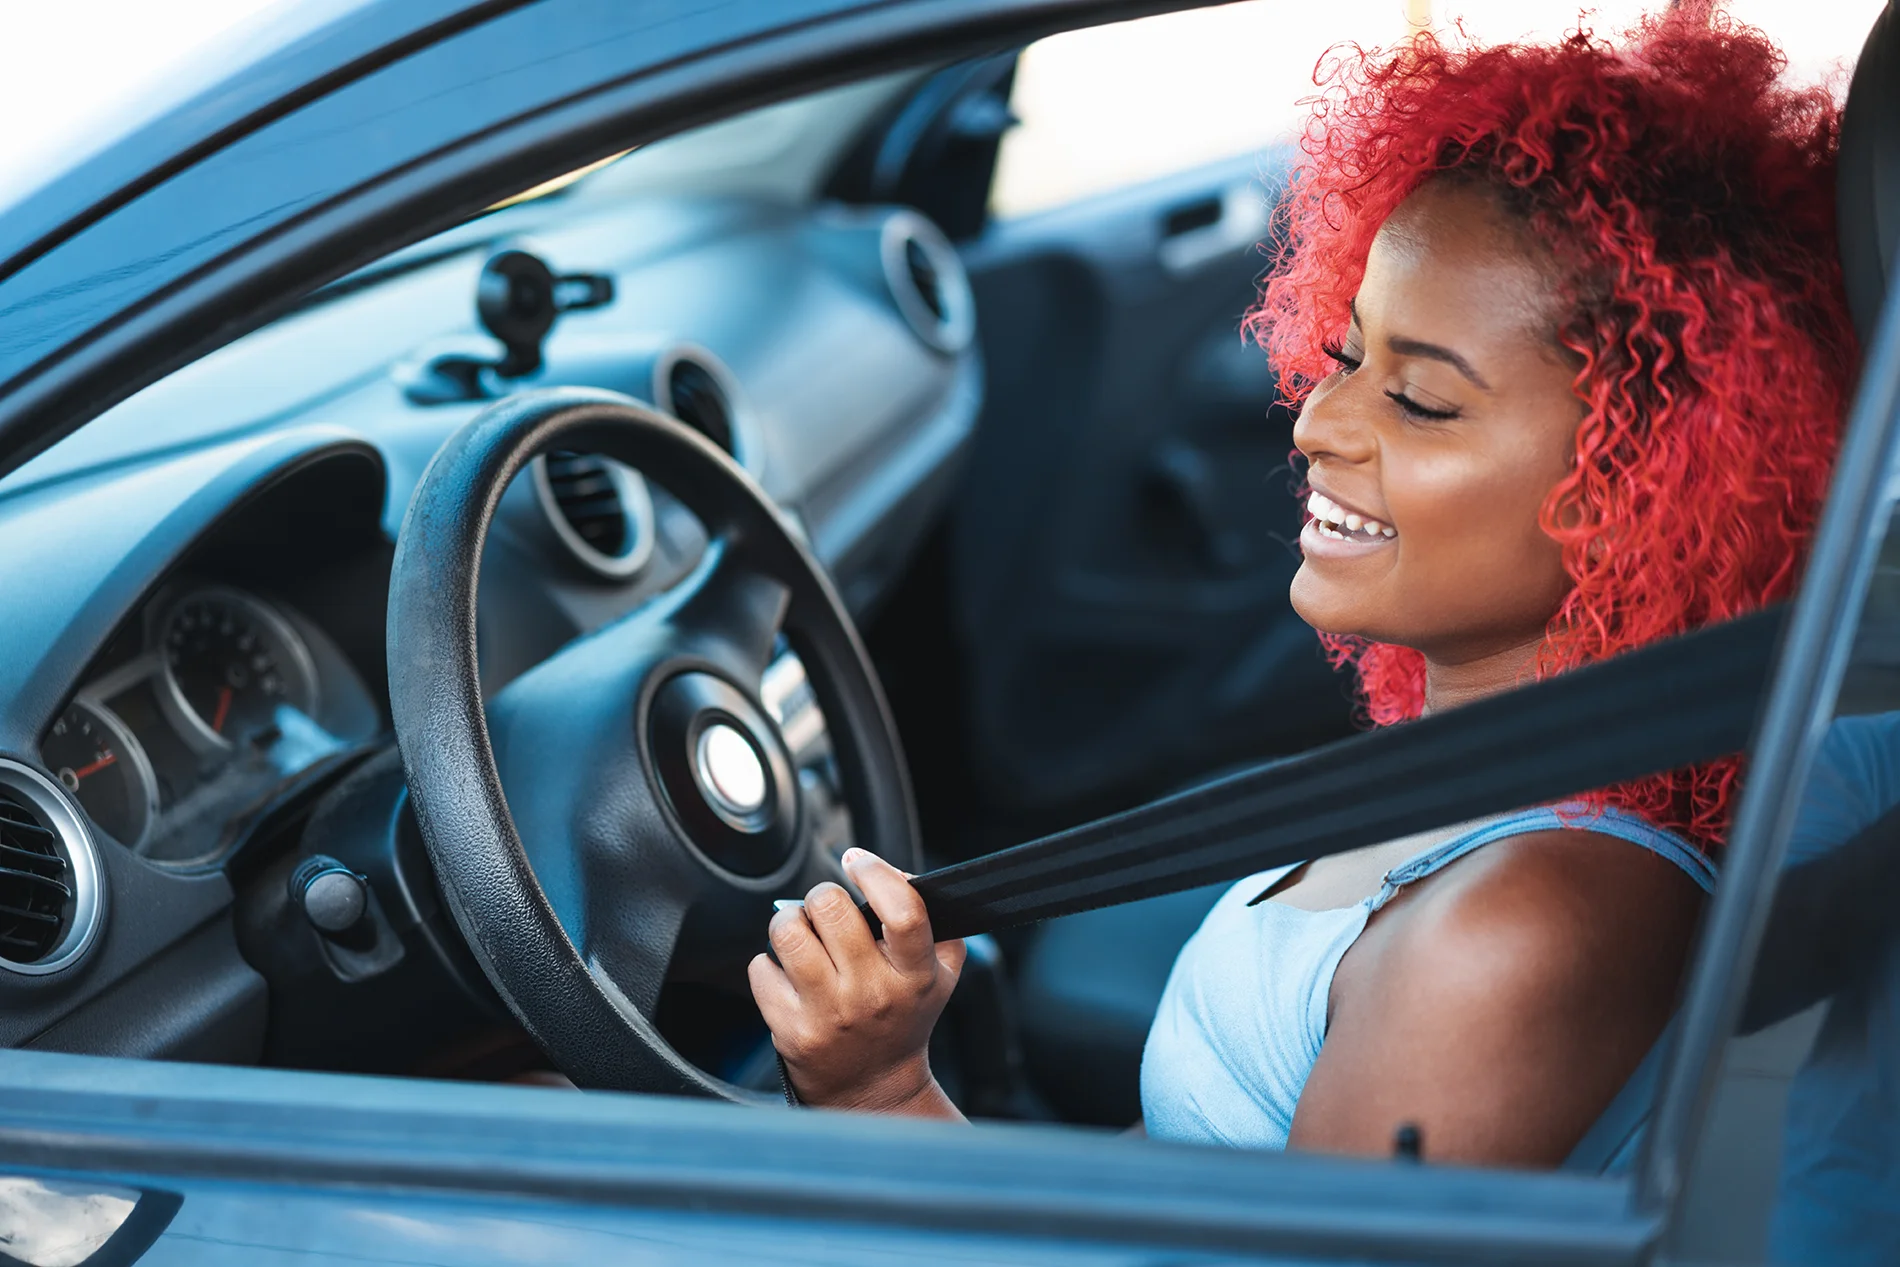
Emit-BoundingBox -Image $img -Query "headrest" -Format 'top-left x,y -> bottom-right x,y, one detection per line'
1839,1 -> 1900,344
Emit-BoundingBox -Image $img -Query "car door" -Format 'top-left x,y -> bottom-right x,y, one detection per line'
844,8 -> 1361,834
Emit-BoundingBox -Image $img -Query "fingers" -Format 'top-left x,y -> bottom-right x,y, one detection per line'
802,880 -> 878,968
751,853 -> 963,1113
767,903 -> 835,992
935,935 -> 967,978
748,952 -> 798,1025
843,847 -> 937,973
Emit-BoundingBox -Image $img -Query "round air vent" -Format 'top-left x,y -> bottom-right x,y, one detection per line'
532,449 -> 657,580
880,211 -> 975,355
654,345 -> 755,472
0,758 -> 103,975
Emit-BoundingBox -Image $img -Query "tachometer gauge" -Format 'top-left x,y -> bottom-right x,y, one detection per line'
43,699 -> 159,849
160,589 -> 318,749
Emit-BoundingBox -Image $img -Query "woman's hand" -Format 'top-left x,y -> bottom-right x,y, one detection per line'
748,847 -> 967,1117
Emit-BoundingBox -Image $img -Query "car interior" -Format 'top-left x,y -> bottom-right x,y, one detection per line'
0,2 -> 1895,1262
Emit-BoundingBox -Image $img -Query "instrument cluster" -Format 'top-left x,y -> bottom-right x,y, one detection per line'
41,583 -> 379,865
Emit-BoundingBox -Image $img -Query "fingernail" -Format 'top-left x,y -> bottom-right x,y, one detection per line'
772,899 -> 804,913
841,848 -> 867,867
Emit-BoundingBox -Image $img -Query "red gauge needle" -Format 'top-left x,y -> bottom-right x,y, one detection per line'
211,686 -> 233,734
72,752 -> 117,780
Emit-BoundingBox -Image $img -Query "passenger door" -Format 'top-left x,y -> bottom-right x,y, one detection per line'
952,153 -> 1347,822
891,7 -> 1368,830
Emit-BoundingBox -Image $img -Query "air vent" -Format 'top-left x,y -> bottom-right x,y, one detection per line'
666,360 -> 733,454
532,450 -> 656,580
880,211 -> 975,355
0,792 -> 68,963
903,237 -> 948,323
655,345 -> 754,472
0,760 -> 102,975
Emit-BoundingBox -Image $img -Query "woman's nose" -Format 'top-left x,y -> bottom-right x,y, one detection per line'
1292,378 -> 1377,466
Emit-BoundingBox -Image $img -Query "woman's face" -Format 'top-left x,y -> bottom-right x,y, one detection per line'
1289,180 -> 1584,668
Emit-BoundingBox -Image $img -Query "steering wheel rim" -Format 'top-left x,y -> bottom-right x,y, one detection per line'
387,387 -> 921,1098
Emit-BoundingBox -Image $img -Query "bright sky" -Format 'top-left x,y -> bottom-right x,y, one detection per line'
992,0 -> 1884,216
0,0 -> 293,199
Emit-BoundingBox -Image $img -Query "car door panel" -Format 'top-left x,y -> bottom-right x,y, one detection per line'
953,155 -> 1353,817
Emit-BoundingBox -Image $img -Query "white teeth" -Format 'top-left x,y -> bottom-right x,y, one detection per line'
1306,489 -> 1397,542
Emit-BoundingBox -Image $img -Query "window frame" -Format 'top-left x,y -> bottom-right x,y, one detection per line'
1635,276 -> 1900,1227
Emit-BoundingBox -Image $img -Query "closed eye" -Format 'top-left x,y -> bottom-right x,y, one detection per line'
1321,340 -> 1361,372
1384,389 -> 1461,422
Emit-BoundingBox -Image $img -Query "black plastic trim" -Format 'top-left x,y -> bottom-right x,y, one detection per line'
26,917 -> 266,1064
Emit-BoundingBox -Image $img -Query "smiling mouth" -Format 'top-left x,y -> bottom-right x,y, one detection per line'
1306,491 -> 1396,544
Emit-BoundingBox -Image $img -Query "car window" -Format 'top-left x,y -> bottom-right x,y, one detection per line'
987,0 -> 1644,219
988,0 -> 1871,221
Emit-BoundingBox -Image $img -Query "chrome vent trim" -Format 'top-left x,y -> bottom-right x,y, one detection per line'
880,210 -> 975,355
532,450 -> 657,580
654,344 -> 757,475
0,758 -> 103,975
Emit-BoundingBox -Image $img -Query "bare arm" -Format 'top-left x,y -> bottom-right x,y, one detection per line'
1289,832 -> 1702,1165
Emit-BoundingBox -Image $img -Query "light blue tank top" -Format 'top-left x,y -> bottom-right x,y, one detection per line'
1140,805 -> 1718,1149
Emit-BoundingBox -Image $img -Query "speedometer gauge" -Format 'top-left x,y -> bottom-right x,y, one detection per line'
160,589 -> 318,749
43,699 -> 159,849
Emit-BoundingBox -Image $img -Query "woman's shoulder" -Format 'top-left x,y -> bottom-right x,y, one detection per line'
1374,826 -> 1706,1017
1297,827 -> 1706,1161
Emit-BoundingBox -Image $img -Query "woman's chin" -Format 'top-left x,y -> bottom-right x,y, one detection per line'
1290,526 -> 1399,638
1289,566 -> 1365,640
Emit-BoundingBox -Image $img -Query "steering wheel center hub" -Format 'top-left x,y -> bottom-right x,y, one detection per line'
648,670 -> 798,875
697,723 -> 768,818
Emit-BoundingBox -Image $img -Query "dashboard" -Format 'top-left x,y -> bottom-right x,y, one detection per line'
45,583 -> 379,865
0,189 -> 980,1073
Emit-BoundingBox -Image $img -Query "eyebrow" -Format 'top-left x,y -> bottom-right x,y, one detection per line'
1348,301 -> 1493,392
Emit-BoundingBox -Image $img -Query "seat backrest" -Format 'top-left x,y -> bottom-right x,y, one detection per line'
1839,1 -> 1899,344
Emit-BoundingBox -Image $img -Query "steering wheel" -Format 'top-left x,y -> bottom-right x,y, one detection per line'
386,388 -> 921,1098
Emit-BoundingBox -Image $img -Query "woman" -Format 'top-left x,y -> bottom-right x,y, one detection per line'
749,6 -> 1855,1165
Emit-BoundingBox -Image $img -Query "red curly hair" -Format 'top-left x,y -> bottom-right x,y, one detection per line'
1249,4 -> 1856,848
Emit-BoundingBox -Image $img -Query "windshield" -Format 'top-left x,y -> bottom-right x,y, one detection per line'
0,70 -> 916,501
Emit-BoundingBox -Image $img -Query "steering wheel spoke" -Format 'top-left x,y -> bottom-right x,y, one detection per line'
578,884 -> 689,1019
667,537 -> 792,688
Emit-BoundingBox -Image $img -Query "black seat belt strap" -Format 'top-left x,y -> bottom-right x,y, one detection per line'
884,606 -> 1784,942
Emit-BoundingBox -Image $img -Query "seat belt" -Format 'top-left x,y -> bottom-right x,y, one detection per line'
879,605 -> 1784,943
